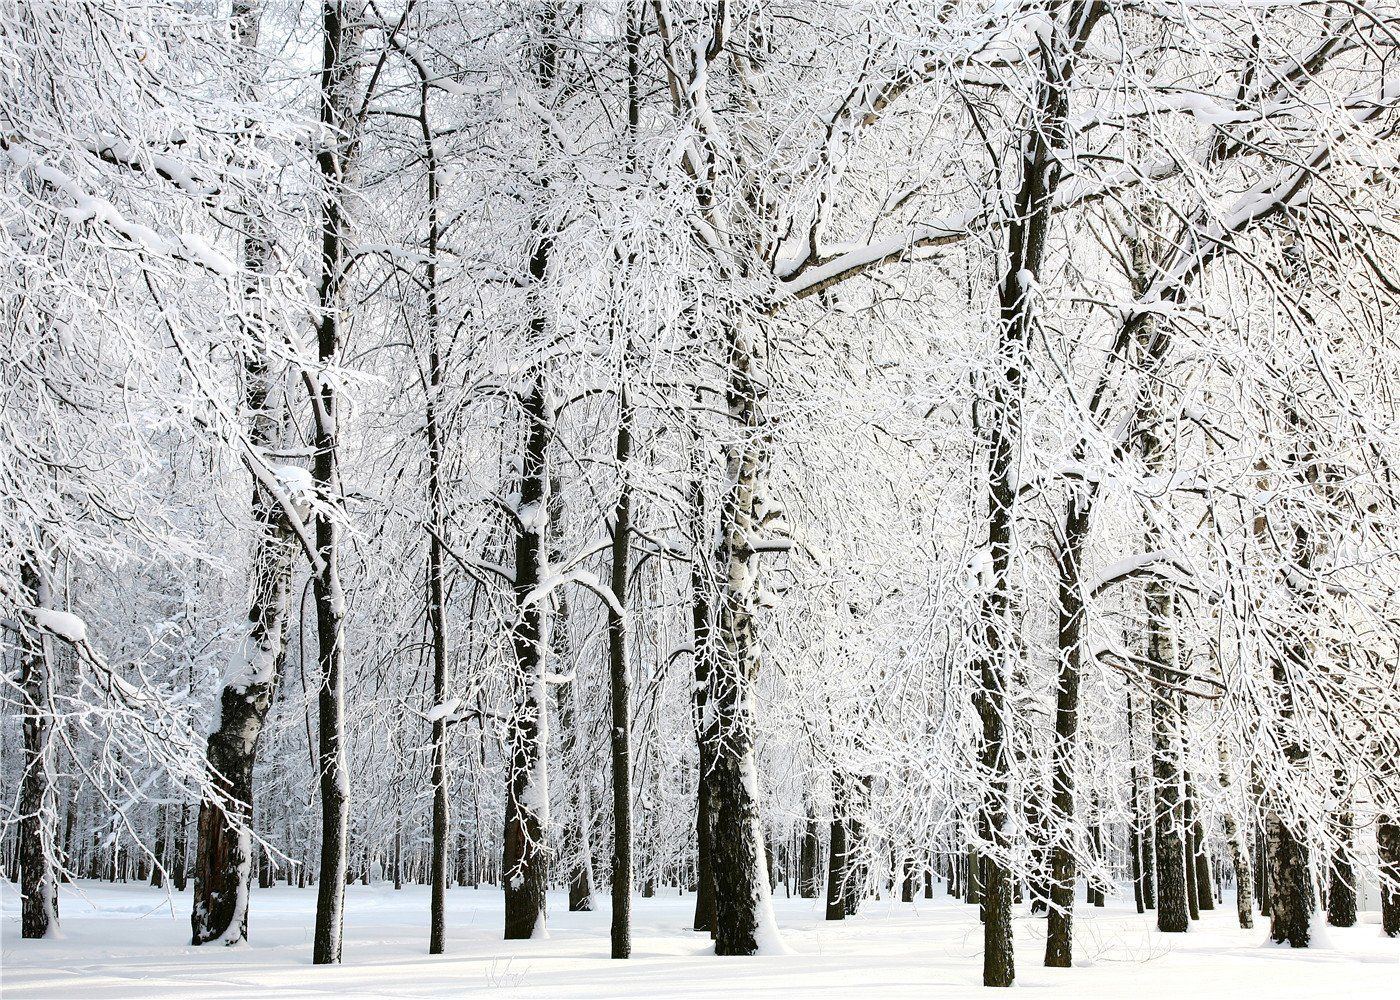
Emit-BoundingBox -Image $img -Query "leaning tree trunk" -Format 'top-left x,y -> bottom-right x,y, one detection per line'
309,0 -> 361,965
192,0 -> 298,948
19,558 -> 58,939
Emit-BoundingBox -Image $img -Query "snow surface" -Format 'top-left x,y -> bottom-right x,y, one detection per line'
3,880 -> 1397,999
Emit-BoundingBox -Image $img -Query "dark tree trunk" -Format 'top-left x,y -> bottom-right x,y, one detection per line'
974,7 -> 1102,984
1191,810 -> 1213,911
606,383 -> 635,960
1045,493 -> 1090,967
1379,816 -> 1399,937
824,816 -> 847,921
1265,811 -> 1311,946
799,809 -> 821,899
502,376 -> 551,941
19,559 -> 57,939
1089,804 -> 1105,908
309,0 -> 360,965
1130,822 -> 1144,913
845,785 -> 869,916
688,473 -> 716,936
555,678 -> 596,912
151,804 -> 168,888
1183,785 -> 1201,921
1327,808 -> 1355,928
606,7 -> 642,958
708,700 -> 775,953
966,845 -> 982,906
419,59 -> 450,959
1144,545 -> 1189,937
1139,769 -> 1156,909
501,11 -> 562,942
173,788 -> 190,892
1256,821 -> 1271,916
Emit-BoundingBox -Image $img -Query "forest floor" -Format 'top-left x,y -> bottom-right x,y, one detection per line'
2,880 -> 1397,999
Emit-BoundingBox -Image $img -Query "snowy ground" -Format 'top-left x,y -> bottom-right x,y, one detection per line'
2,880 -> 1397,999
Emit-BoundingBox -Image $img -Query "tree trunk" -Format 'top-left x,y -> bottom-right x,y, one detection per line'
607,384 -> 634,960
1217,736 -> 1253,928
688,472 -> 716,935
151,804 -> 168,888
824,809 -> 847,921
419,63 -> 450,959
1190,802 -> 1213,911
309,0 -> 360,965
974,8 -> 1102,983
1256,821 -> 1271,916
19,558 -> 58,939
192,0 -> 297,948
1379,816 -> 1399,937
554,677 -> 596,912
1265,811 -> 1311,946
1045,492 -> 1090,967
500,8 -> 562,940
503,375 -> 551,941
1327,807 -> 1355,928
799,808 -> 821,899
1183,783 -> 1201,921
701,310 -> 784,955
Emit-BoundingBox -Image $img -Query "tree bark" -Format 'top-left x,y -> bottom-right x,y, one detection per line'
19,558 -> 58,939
1045,493 -> 1090,967
501,8 -> 561,942
824,782 -> 848,922
502,374 -> 551,941
418,60 -> 450,959
1183,782 -> 1201,920
607,384 -> 634,959
1326,805 -> 1355,928
976,6 -> 1103,983
309,0 -> 361,965
799,807 -> 821,899
1265,811 -> 1311,946
688,473 -> 716,935
1379,816 -> 1399,937
1217,737 -> 1253,928
192,0 -> 297,948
